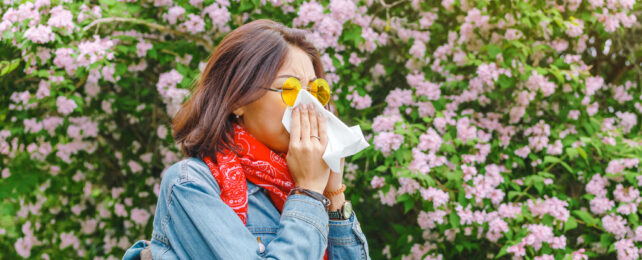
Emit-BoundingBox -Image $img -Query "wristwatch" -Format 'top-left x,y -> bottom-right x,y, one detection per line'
289,187 -> 331,212
328,200 -> 353,220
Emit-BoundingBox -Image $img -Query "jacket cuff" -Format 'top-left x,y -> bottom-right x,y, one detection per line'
281,194 -> 330,239
328,212 -> 367,246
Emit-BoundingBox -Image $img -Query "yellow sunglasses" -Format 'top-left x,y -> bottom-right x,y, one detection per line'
264,77 -> 332,107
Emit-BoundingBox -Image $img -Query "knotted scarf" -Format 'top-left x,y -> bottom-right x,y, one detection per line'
203,123 -> 329,259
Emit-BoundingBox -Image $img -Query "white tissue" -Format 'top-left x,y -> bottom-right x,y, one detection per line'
282,89 -> 370,173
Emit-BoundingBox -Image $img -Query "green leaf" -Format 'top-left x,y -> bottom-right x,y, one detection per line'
497,74 -> 514,90
449,212 -> 460,228
239,0 -> 254,12
577,147 -> 588,163
340,25 -> 363,45
495,244 -> 509,259
0,59 -> 20,76
565,147 -> 578,159
403,198 -> 414,213
573,210 -> 597,226
629,211 -> 639,225
600,233 -> 613,249
564,216 -> 578,232
543,156 -> 560,164
487,44 -> 501,58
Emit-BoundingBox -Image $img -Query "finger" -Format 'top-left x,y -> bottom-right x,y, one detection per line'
290,106 -> 300,143
300,104 -> 310,143
308,105 -> 319,141
317,109 -> 328,149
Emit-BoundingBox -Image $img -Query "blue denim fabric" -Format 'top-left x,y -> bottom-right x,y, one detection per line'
123,157 -> 370,259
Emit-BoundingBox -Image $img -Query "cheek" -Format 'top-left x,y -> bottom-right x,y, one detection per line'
255,96 -> 288,133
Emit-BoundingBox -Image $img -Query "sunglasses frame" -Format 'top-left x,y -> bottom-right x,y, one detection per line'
262,77 -> 332,107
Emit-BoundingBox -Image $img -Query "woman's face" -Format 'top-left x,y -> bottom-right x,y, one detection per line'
233,46 -> 317,154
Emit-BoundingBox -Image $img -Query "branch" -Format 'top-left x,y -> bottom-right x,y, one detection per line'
83,17 -> 215,52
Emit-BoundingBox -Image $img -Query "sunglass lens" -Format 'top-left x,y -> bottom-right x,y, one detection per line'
282,77 -> 301,107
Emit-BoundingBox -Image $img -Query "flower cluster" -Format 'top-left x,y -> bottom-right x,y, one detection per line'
0,0 -> 641,259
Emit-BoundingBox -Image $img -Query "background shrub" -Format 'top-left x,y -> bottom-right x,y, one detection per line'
0,0 -> 641,259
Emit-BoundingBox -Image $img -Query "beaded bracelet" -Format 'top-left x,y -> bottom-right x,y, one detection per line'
323,183 -> 346,198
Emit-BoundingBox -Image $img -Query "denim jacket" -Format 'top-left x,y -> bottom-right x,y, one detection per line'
123,157 -> 370,259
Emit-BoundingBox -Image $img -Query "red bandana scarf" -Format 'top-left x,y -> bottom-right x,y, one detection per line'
203,123 -> 329,259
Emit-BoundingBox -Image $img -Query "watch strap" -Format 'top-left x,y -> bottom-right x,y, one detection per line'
328,210 -> 342,219
289,187 -> 331,212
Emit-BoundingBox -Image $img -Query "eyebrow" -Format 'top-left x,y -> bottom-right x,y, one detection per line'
276,74 -> 317,83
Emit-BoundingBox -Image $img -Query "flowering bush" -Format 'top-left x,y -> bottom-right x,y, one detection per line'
1,0 -> 641,259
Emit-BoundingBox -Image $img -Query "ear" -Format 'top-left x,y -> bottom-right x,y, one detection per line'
233,107 -> 245,117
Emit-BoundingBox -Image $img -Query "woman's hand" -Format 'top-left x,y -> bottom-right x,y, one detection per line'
325,157 -> 344,195
325,157 -> 346,211
286,103 -> 330,194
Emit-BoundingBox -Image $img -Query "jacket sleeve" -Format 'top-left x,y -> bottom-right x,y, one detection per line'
328,212 -> 371,260
164,175 -> 329,259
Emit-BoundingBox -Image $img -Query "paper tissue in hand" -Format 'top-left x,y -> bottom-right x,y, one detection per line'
282,89 -> 369,173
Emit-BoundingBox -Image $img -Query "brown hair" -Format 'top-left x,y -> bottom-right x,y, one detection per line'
172,19 -> 338,163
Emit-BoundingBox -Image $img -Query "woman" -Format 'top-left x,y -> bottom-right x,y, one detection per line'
123,19 -> 370,259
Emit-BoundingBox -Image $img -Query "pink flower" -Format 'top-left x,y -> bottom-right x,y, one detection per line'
14,236 -> 34,258
397,177 -> 421,195
53,48 -> 77,75
47,5 -> 75,33
56,96 -> 77,115
527,196 -> 569,222
506,243 -> 526,257
60,231 -> 80,249
294,1 -> 324,27
461,165 -> 477,181
613,184 -> 639,203
370,176 -> 385,188
373,132 -> 404,155
328,0 -> 356,24
498,203 -> 522,219
131,208 -> 151,225
154,0 -> 172,7
165,6 -> 185,25
418,128 -> 442,153
385,88 -> 413,108
24,24 -> 55,44
114,203 -> 128,217
136,40 -> 153,58
76,35 -> 115,68
584,76 -> 603,96
565,20 -> 583,37
572,249 -> 588,260
180,14 -> 205,33
614,239 -> 639,260
409,40 -> 426,59
590,196 -> 614,215
128,161 -> 143,173
602,214 -> 628,239
378,186 -> 397,206
157,125 -> 168,139
514,146 -> 530,158
372,114 -> 402,133
203,3 -> 230,28
417,101 -> 435,117
346,91 -> 372,109
419,187 -> 449,208
615,111 -> 637,134
456,117 -> 477,142
526,71 -> 555,97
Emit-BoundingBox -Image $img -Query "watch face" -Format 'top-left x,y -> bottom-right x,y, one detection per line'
342,201 -> 353,218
